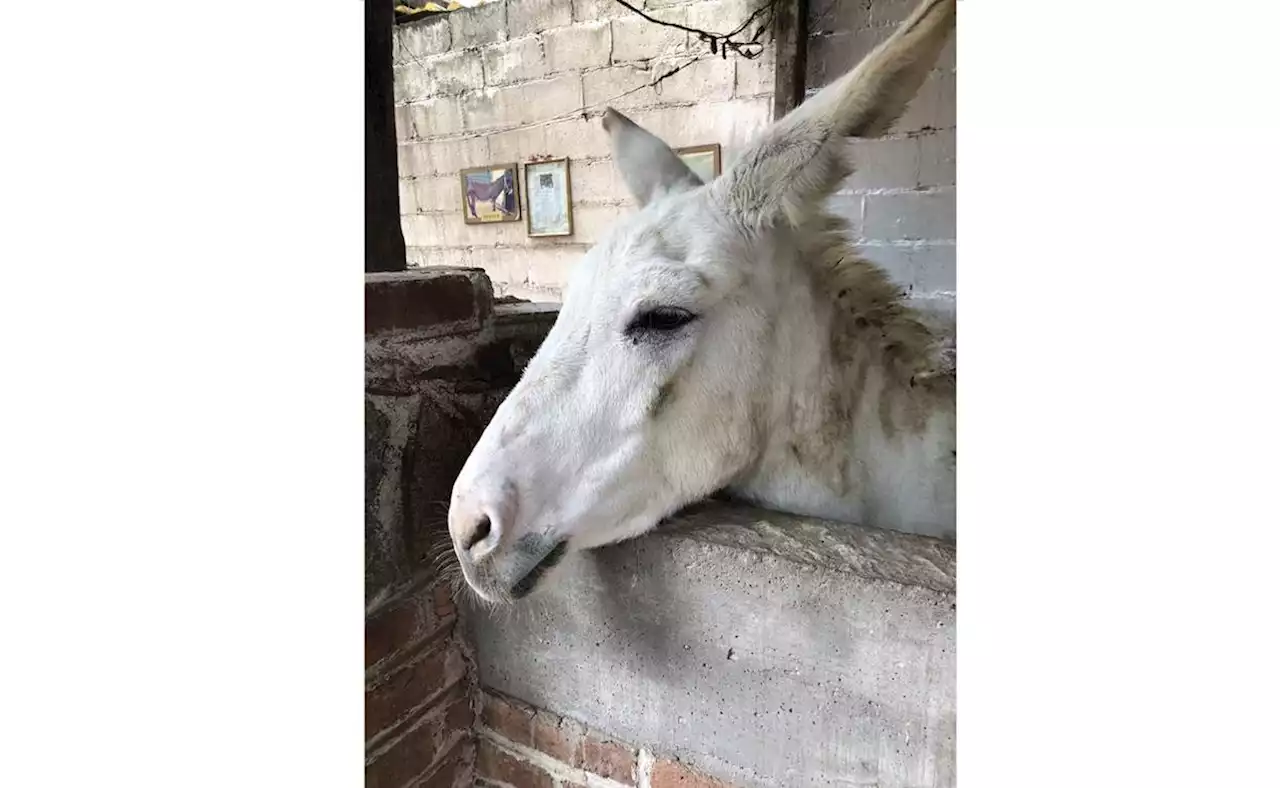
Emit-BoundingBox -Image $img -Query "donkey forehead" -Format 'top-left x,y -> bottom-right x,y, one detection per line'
566,192 -> 748,310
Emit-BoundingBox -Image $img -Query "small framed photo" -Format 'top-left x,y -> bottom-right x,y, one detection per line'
524,158 -> 574,238
459,163 -> 521,224
676,143 -> 722,184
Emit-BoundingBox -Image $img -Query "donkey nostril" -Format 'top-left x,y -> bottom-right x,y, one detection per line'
462,515 -> 491,552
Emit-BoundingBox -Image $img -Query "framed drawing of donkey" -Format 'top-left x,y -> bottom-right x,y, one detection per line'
459,163 -> 521,224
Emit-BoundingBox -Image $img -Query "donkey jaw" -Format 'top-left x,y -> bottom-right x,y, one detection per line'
509,540 -> 568,599
459,533 -> 569,604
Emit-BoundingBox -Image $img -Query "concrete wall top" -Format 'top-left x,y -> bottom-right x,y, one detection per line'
467,501 -> 957,787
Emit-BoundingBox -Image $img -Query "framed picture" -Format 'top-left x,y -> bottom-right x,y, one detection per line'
459,163 -> 521,224
676,143 -> 722,184
524,158 -> 574,238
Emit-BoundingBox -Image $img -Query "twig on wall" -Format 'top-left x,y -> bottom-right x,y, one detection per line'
394,33 -> 713,140
611,0 -> 778,59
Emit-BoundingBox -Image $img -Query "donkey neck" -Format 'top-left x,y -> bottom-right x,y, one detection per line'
727,217 -> 956,539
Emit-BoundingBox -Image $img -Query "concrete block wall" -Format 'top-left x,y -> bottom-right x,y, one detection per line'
392,0 -> 777,302
808,0 -> 957,305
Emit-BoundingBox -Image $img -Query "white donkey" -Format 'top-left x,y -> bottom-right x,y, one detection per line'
449,0 -> 957,603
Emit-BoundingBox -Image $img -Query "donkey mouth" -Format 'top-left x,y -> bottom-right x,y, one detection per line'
510,540 -> 568,599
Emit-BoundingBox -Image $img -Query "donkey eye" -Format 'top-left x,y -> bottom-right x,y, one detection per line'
625,307 -> 697,337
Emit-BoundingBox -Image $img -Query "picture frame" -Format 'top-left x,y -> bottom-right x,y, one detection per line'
459,163 -> 521,224
675,143 -> 722,184
524,158 -> 574,238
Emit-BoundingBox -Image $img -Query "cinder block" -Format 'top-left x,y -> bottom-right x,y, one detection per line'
406,96 -> 464,138
916,128 -> 956,189
573,0 -> 633,23
544,21 -> 612,74
401,137 -> 490,177
870,0 -> 919,29
611,10 -> 689,64
438,214 -> 527,247
393,105 -> 413,143
651,55 -> 736,105
404,246 -> 430,268
397,142 -> 427,179
449,0 -> 507,48
735,46 -> 776,98
686,0 -> 768,39
857,244 -> 914,291
570,159 -> 625,204
496,281 -> 565,302
583,65 -> 653,111
398,179 -> 419,215
462,75 -> 584,131
413,176 -> 461,213
406,245 -> 472,269
393,15 -> 451,63
805,27 -> 890,89
840,136 -> 920,192
808,0 -> 872,37
469,246 -> 534,289
482,36 -> 548,87
392,63 -> 428,104
526,245 -> 588,289
825,193 -> 865,237
896,70 -> 955,133
400,213 -> 442,247
708,96 -> 773,158
425,50 -> 486,97
508,0 -> 573,39
570,204 -> 626,245
906,243 -> 956,294
543,117 -> 613,159
862,190 -> 956,242
626,104 -> 716,149
860,243 -> 956,296
487,125 -> 549,165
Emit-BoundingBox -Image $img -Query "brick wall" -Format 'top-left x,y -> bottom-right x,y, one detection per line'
365,269 -> 557,788
392,0 -> 776,302
477,689 -> 735,788
808,0 -> 957,304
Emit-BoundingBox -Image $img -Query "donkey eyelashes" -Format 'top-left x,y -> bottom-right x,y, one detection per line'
623,307 -> 698,340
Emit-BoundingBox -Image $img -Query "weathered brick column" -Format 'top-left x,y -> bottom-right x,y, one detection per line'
365,268 -> 556,788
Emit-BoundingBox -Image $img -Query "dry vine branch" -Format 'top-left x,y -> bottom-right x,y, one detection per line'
611,0 -> 778,59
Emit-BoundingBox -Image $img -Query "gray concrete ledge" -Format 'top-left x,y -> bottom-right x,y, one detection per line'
467,502 -> 956,788
656,501 -> 955,595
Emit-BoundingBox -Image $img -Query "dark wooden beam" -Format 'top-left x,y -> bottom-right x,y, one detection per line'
366,0 -> 408,273
771,0 -> 809,120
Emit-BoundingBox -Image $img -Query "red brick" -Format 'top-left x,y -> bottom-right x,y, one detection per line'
581,732 -> 635,785
367,721 -> 443,788
408,738 -> 471,788
367,592 -> 438,669
443,692 -> 474,735
532,709 -> 583,765
480,691 -> 535,747
366,646 -> 466,740
432,582 -> 456,617
650,759 -> 734,788
476,738 -> 555,788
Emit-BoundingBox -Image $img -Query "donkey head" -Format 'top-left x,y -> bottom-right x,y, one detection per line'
448,0 -> 955,603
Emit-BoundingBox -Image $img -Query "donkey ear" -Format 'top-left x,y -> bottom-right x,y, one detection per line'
603,108 -> 704,207
716,0 -> 955,229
